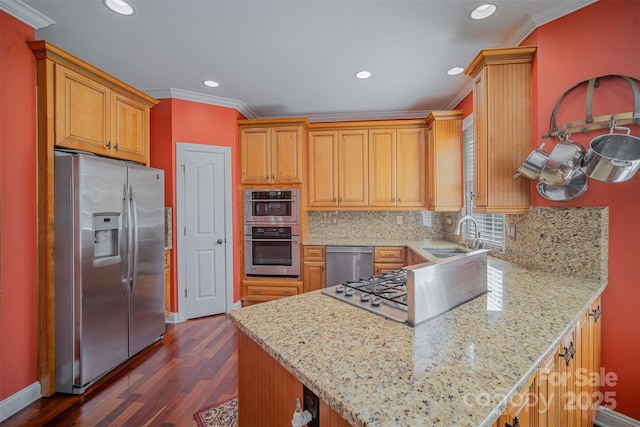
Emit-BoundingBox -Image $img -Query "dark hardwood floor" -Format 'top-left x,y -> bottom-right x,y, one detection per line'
2,314 -> 238,427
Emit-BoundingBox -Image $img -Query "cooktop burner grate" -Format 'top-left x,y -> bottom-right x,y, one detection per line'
322,268 -> 410,323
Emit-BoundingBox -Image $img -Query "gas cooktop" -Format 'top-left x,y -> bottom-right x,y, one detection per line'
321,269 -> 409,323
321,249 -> 490,327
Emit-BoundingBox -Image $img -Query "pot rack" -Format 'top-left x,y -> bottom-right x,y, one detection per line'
543,74 -> 640,139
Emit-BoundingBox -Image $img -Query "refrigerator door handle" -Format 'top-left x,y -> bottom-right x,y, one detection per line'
129,185 -> 140,293
123,184 -> 132,295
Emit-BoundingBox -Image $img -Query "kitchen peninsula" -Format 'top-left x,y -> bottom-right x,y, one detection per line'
229,241 -> 606,426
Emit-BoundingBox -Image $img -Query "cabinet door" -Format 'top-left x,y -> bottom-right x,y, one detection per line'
588,298 -> 602,422
308,131 -> 339,207
397,127 -> 426,207
241,127 -> 271,184
500,376 -> 537,427
368,129 -> 396,206
426,113 -> 462,211
111,91 -> 148,163
303,261 -> 326,292
538,351 -> 560,427
55,64 -> 111,155
557,328 -> 577,427
472,70 -> 488,209
338,130 -> 368,206
271,126 -> 302,183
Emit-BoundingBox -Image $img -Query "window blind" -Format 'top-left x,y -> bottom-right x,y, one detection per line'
463,118 -> 505,248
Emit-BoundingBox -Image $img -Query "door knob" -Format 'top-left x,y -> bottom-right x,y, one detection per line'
216,239 -> 223,245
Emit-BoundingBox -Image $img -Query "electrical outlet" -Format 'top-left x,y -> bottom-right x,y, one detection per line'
509,222 -> 517,240
446,218 -> 452,225
396,215 -> 403,225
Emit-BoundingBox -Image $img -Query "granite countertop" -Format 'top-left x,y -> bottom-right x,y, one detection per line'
229,240 -> 606,427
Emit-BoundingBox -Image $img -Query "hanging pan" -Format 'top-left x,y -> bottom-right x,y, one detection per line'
582,125 -> 640,183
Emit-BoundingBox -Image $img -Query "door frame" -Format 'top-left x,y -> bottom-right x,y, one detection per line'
175,142 -> 234,323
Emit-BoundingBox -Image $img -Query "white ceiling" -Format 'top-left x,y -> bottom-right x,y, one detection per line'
17,0 -> 594,122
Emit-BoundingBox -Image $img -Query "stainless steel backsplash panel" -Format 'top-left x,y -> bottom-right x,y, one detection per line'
406,250 -> 489,326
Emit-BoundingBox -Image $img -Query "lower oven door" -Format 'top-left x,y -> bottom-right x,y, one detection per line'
244,235 -> 300,277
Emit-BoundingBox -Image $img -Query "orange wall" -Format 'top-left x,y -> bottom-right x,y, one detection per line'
526,1 -> 640,418
150,99 -> 244,310
0,13 -> 38,400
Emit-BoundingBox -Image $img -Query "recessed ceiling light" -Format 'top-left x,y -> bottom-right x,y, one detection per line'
470,4 -> 497,20
447,67 -> 465,76
355,70 -> 372,79
203,80 -> 220,88
103,0 -> 135,16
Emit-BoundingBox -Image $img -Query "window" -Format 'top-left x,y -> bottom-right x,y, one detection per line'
462,116 -> 505,248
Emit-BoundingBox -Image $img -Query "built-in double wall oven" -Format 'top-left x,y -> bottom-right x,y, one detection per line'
243,189 -> 300,277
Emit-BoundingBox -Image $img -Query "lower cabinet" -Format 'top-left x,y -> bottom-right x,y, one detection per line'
242,278 -> 302,306
374,246 -> 405,274
303,246 -> 326,292
495,297 -> 602,427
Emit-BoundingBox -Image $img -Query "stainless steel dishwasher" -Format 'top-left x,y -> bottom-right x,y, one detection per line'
325,246 -> 374,286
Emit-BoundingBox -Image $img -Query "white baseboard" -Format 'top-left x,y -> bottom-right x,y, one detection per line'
0,382 -> 41,422
165,312 -> 180,324
596,407 -> 640,427
229,300 -> 242,311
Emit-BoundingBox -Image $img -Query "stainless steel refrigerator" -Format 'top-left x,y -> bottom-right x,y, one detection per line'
54,151 -> 165,394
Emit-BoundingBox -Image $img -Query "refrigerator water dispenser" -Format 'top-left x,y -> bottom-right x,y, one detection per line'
93,214 -> 119,259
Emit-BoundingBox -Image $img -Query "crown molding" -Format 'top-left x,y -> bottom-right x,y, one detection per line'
504,0 -> 597,46
301,110 -> 432,123
144,88 -> 257,119
0,0 -> 54,29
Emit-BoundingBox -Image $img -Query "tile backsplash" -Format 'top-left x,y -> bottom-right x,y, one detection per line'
308,211 -> 445,240
308,207 -> 608,282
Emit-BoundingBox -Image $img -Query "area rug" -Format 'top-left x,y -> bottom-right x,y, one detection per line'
193,397 -> 238,427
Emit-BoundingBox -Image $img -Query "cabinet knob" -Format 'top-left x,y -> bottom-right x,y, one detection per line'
398,197 -> 401,202
114,143 -> 119,152
272,175 -> 275,181
106,141 -> 111,150
589,305 -> 601,322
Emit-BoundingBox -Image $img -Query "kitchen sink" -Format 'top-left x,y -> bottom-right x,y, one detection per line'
424,247 -> 468,258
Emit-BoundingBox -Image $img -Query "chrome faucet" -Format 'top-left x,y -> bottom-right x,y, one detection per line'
454,215 -> 485,249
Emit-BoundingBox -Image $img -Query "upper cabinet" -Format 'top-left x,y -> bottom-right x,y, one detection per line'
239,119 -> 307,185
308,121 -> 426,210
465,46 -> 536,214
426,111 -> 463,212
308,129 -> 368,207
29,41 -> 157,165
369,127 -> 426,208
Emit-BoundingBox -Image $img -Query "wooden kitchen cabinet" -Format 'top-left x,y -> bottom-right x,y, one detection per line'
30,41 -> 156,165
465,46 -> 536,214
239,118 -> 308,184
369,127 -> 426,208
426,110 -> 463,212
374,246 -> 405,274
307,129 -> 368,207
241,278 -> 303,305
303,246 -> 326,292
308,120 -> 426,210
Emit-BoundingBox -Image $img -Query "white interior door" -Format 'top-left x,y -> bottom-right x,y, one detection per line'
176,143 -> 232,321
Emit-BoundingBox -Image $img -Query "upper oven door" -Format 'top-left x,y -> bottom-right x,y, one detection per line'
244,189 -> 299,223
